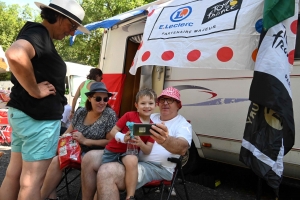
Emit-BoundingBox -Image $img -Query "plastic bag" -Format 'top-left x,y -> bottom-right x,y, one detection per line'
0,125 -> 12,145
57,132 -> 81,170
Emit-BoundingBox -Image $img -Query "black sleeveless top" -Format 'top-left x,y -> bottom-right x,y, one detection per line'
8,22 -> 66,120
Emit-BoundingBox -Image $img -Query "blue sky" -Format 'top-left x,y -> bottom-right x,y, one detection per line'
1,0 -> 50,9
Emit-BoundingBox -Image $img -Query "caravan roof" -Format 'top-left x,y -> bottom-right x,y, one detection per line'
70,0 -> 172,45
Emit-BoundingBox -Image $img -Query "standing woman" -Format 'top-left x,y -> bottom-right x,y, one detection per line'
70,68 -> 103,119
0,1 -> 90,200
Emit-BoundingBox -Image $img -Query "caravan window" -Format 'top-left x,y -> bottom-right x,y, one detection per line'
70,75 -> 86,97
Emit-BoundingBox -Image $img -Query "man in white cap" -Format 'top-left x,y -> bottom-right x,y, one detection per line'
0,1 -> 89,200
81,87 -> 192,200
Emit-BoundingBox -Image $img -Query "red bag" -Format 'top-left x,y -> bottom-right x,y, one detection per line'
0,125 -> 11,145
57,132 -> 81,170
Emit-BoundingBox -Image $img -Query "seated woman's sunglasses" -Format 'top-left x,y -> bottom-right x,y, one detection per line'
92,96 -> 109,102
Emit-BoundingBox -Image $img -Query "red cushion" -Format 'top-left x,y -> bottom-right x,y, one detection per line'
143,180 -> 172,187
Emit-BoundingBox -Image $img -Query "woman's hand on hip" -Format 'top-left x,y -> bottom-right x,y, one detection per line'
30,81 -> 56,98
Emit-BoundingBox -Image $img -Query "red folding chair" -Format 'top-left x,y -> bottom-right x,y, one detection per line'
142,156 -> 190,200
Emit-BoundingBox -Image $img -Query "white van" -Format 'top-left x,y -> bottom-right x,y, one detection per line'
96,0 -> 300,180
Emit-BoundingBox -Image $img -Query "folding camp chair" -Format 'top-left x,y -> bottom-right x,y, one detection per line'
56,167 -> 81,200
142,156 -> 190,200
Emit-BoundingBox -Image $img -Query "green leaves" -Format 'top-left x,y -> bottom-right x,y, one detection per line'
0,0 -> 155,68
55,0 -> 155,67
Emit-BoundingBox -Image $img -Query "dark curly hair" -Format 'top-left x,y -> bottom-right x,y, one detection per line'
87,68 -> 103,81
40,7 -> 67,24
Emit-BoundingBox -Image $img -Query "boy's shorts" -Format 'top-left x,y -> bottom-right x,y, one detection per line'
9,107 -> 60,162
136,161 -> 173,189
101,148 -> 128,164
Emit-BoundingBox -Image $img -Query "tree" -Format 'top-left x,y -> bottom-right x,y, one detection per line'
0,2 -> 33,50
0,0 -> 156,69
54,0 -> 155,67
0,2 -> 33,80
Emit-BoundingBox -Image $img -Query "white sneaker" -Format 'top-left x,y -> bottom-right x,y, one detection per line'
168,187 -> 176,196
155,187 -> 176,196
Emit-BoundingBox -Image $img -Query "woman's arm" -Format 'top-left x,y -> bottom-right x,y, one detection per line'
107,125 -> 122,140
82,138 -> 109,147
86,80 -> 95,90
70,81 -> 84,118
6,40 -> 56,98
63,124 -> 74,135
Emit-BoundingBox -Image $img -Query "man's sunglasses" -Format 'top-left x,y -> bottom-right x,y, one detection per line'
92,96 -> 109,103
158,97 -> 176,104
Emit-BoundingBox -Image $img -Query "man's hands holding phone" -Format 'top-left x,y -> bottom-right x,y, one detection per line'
150,123 -> 169,145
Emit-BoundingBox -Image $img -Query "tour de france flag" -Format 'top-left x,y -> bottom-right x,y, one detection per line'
130,0 -> 265,75
239,0 -> 298,192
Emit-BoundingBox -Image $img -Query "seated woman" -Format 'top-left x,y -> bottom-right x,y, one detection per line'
69,68 -> 103,119
41,82 -> 117,200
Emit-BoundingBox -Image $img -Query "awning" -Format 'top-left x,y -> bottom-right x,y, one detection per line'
70,9 -> 147,45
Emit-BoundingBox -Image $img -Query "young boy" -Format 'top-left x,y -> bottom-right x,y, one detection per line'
102,88 -> 157,200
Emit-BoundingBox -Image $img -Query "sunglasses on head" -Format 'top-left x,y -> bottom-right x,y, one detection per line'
92,96 -> 109,102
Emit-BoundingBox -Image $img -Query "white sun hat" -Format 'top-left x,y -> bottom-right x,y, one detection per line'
34,0 -> 90,34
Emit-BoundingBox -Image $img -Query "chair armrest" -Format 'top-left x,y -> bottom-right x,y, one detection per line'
167,156 -> 183,165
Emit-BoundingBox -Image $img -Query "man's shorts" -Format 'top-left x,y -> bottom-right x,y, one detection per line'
136,161 -> 173,189
9,107 -> 60,162
101,148 -> 128,164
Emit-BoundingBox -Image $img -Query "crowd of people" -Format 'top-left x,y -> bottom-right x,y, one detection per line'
0,0 -> 193,200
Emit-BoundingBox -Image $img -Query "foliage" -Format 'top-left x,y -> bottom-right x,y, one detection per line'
0,2 -> 33,51
54,0 -> 156,67
0,72 -> 10,81
0,0 -> 156,72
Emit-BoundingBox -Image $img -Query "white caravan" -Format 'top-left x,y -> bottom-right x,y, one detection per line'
97,1 -> 300,180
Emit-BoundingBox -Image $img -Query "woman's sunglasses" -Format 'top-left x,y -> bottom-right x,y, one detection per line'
92,96 -> 109,102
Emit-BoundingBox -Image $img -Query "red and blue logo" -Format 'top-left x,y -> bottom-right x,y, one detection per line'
173,85 -> 248,106
170,6 -> 192,22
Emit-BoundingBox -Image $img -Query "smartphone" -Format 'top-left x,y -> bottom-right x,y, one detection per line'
133,123 -> 156,136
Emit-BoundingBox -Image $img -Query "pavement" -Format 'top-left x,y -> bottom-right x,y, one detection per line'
0,146 -> 299,200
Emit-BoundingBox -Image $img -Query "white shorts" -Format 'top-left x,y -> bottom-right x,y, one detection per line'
136,161 -> 173,189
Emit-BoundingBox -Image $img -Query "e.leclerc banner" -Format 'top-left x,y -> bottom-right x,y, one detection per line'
130,0 -> 296,75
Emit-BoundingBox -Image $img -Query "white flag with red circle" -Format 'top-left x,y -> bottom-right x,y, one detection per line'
129,0 -> 298,75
